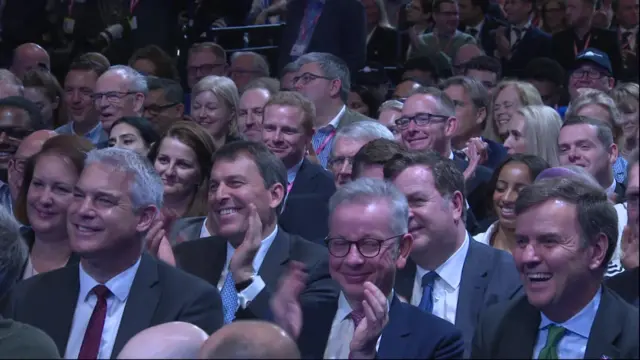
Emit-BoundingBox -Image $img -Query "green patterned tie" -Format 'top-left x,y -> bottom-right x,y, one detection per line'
538,325 -> 567,359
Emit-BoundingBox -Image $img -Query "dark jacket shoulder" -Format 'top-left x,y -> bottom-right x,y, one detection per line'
0,317 -> 60,358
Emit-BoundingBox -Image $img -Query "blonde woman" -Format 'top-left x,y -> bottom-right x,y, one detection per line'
484,80 -> 543,142
609,83 -> 639,159
191,75 -> 241,149
503,105 -> 563,166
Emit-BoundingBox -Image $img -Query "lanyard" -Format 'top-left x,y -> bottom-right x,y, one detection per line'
299,1 -> 323,42
130,0 -> 140,13
574,34 -> 591,56
315,129 -> 336,155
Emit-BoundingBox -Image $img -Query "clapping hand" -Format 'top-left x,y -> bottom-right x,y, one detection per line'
621,225 -> 639,270
144,210 -> 176,266
349,282 -> 390,359
270,261 -> 308,339
229,204 -> 263,283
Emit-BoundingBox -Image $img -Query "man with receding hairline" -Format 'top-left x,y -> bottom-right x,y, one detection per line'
117,321 -> 208,359
199,320 -> 300,359
9,43 -> 50,79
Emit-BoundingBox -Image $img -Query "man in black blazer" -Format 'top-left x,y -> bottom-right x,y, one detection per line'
471,177 -> 639,359
271,178 -> 465,359
2,148 -> 223,359
277,0 -> 366,75
261,91 -> 336,243
383,151 -> 521,357
458,0 -> 507,52
173,141 -> 338,325
552,0 -> 623,78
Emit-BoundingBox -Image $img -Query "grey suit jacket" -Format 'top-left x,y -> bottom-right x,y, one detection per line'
168,216 -> 206,245
337,107 -> 372,130
395,237 -> 523,358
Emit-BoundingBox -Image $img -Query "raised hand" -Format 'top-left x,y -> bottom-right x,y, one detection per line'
270,261 -> 308,339
144,211 -> 176,266
229,204 -> 263,283
349,282 -> 390,359
621,225 -> 639,270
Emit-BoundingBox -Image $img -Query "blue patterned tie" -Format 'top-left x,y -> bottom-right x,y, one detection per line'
418,272 -> 438,313
220,271 -> 238,324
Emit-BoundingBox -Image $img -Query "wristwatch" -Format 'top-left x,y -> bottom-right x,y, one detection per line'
234,275 -> 255,292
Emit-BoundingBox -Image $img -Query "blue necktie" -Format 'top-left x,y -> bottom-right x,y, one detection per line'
220,271 -> 238,324
418,272 -> 438,313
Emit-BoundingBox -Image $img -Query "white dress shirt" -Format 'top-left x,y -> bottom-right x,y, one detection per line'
324,291 -> 388,359
411,234 -> 470,324
64,257 -> 142,359
200,217 -> 212,238
216,225 -> 279,308
282,158 -> 304,213
605,179 -> 616,196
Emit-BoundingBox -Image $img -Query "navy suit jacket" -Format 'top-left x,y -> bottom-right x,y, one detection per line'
452,152 -> 494,224
485,26 -> 552,79
297,295 -> 465,359
280,159 -> 336,244
277,0 -> 366,75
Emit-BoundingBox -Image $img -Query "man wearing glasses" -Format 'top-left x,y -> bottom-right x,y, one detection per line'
93,65 -> 147,135
270,177 -> 465,359
143,77 -> 185,134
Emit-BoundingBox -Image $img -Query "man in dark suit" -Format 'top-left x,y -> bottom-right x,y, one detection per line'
397,86 -> 494,224
611,0 -> 639,82
552,0 -> 623,78
173,141 -> 338,325
261,91 -> 336,243
2,148 -> 223,359
471,177 -> 639,359
271,178 -> 465,359
277,0 -> 366,75
292,52 -> 373,168
458,0 -> 507,52
383,150 -> 521,357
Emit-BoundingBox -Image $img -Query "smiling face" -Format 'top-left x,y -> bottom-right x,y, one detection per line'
238,88 -> 270,142
27,154 -> 78,235
0,107 -> 32,170
109,122 -> 149,156
24,87 -> 57,126
94,72 -> 144,132
492,162 -> 532,230
493,86 -> 523,137
378,109 -> 402,142
64,69 -> 99,126
153,137 -> 201,199
400,94 -> 454,154
503,112 -> 528,155
329,137 -> 370,187
191,91 -> 233,139
262,104 -> 309,169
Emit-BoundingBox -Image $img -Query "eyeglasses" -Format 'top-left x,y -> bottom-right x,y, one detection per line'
571,69 -> 607,80
325,235 -> 403,258
187,63 -> 226,75
292,72 -> 334,86
328,156 -> 354,169
144,102 -> 179,116
91,91 -> 137,104
395,113 -> 449,129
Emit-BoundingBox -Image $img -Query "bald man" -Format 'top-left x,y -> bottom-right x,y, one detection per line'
199,321 -> 300,359
117,322 -> 208,359
453,43 -> 483,74
10,43 -> 50,79
7,130 -> 57,204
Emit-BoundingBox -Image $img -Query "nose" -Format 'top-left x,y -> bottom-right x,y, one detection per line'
567,148 -> 580,162
520,243 -> 541,266
214,182 -> 231,202
39,187 -> 54,205
71,90 -> 82,103
501,188 -> 517,204
195,107 -> 207,119
75,196 -> 95,218
344,242 -> 365,265
338,160 -> 352,175
274,129 -> 284,141
166,162 -> 177,176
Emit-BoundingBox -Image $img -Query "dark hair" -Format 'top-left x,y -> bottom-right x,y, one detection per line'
128,45 -> 180,81
352,139 -> 406,180
68,54 -> 109,76
561,115 -> 615,148
403,56 -> 438,79
515,176 -> 618,270
211,141 -> 287,215
463,55 -> 502,79
21,69 -> 65,128
523,57 -> 566,87
432,0 -> 457,12
109,117 -> 160,148
146,76 -> 184,104
420,0 -> 434,12
0,96 -> 45,131
470,0 -> 490,13
147,121 -> 216,218
485,154 -> 551,216
14,134 -> 95,225
350,85 -> 381,117
383,150 -> 467,221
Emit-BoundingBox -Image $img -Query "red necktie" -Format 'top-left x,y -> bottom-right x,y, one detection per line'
78,285 -> 111,359
348,311 -> 366,359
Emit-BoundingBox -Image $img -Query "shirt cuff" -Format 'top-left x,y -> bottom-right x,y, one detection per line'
238,275 -> 266,309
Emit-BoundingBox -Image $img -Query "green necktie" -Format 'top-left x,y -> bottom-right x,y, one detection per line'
538,325 -> 567,359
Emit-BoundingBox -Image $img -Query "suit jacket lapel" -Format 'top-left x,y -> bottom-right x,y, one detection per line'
257,229 -> 290,285
46,267 -> 81,354
289,159 -> 315,196
112,254 -> 161,358
495,296 -> 540,358
378,296 -> 411,358
584,288 -> 624,359
395,258 -> 416,303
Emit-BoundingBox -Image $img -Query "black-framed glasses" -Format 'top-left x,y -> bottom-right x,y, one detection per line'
325,235 -> 404,258
328,156 -> 354,169
144,102 -> 179,116
187,63 -> 226,75
570,69 -> 607,80
91,91 -> 137,104
395,113 -> 449,129
292,72 -> 334,86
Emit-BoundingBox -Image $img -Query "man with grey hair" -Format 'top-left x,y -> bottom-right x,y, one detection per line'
377,100 -> 403,143
93,65 -> 147,133
270,177 -> 465,358
399,86 -> 494,223
228,52 -> 270,92
2,148 -> 223,359
472,177 -> 639,358
385,150 -> 521,357
0,207 -> 60,358
0,69 -> 24,98
292,52 -> 372,168
329,120 -> 394,187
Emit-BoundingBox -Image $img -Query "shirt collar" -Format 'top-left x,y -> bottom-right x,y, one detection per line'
449,151 -> 454,160
513,19 -> 532,31
539,287 -> 602,339
224,225 -> 279,271
320,105 -> 346,132
416,233 -> 470,290
71,122 -> 105,144
78,256 -> 142,303
287,159 -> 304,184
201,217 -> 212,238
605,179 -> 616,195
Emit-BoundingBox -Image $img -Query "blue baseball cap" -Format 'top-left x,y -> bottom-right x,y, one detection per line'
574,48 -> 613,75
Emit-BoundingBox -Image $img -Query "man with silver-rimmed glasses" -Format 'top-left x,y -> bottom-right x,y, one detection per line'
270,177 -> 464,359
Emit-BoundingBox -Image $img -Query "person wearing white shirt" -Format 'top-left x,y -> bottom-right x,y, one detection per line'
3,148 -> 223,359
173,140 -> 338,324
270,178 -> 465,359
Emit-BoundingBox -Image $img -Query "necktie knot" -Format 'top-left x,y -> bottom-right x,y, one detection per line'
421,271 -> 438,287
538,324 -> 567,359
350,311 -> 365,328
92,285 -> 111,300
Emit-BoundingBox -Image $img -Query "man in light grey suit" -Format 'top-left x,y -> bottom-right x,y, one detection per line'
291,52 -> 372,168
385,150 -> 522,358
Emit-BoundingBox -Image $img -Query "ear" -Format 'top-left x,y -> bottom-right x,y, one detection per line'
268,182 -> 286,211
175,103 -> 185,117
136,205 -> 158,233
134,93 -> 145,114
445,116 -> 459,138
608,77 -> 615,90
395,233 -> 414,270
475,107 -> 487,127
329,79 -> 342,99
450,190 -> 465,222
588,232 -> 609,270
608,143 -> 619,165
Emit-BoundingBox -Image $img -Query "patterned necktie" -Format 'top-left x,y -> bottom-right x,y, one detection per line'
418,272 -> 438,313
78,285 -> 112,360
348,311 -> 366,359
538,325 -> 566,359
220,271 -> 238,324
